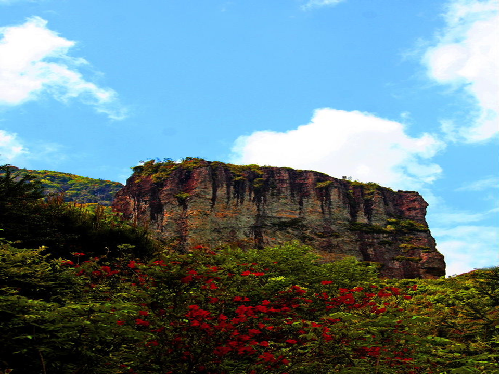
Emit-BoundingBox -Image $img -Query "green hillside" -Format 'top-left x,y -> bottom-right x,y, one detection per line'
1,166 -> 123,206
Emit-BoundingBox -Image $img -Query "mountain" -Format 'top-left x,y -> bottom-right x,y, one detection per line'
3,166 -> 123,206
112,158 -> 446,279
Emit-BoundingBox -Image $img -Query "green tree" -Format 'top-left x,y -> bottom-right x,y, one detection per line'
0,164 -> 43,209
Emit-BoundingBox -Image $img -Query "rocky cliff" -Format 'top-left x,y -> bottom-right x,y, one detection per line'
112,158 -> 445,278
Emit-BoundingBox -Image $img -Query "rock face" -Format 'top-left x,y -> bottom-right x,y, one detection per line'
112,159 -> 446,279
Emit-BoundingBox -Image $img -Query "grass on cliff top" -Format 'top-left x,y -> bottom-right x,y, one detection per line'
132,157 -> 265,180
130,158 -> 391,194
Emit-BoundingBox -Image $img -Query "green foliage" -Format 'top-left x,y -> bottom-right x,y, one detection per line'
0,194 -> 160,260
0,165 -> 123,206
132,158 -> 267,184
0,240 -> 148,373
0,239 -> 498,374
315,180 -> 333,189
175,192 -> 190,205
387,218 -> 428,232
399,243 -> 430,251
391,267 -> 499,374
349,218 -> 429,234
0,164 -> 44,208
348,222 -> 389,234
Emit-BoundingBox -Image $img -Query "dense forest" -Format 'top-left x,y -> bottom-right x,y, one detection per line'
0,165 -> 498,373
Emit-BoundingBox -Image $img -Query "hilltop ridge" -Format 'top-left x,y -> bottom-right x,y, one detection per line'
1,166 -> 123,206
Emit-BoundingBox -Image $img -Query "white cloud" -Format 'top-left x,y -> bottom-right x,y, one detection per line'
301,0 -> 345,10
0,128 -> 68,168
0,16 -> 127,120
0,129 -> 27,162
231,108 -> 445,190
0,0 -> 40,4
433,225 -> 499,276
431,211 -> 487,225
423,0 -> 498,142
456,176 -> 499,191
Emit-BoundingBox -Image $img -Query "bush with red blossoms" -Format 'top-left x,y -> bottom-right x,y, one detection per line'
1,240 -> 497,374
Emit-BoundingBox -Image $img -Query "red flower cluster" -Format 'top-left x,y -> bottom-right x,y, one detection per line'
241,270 -> 265,276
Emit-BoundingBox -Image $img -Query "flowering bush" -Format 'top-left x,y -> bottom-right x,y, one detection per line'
0,239 -> 497,373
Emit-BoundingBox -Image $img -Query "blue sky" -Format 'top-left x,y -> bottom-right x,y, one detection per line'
0,0 -> 497,276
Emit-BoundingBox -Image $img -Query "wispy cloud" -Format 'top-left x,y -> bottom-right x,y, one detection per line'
422,0 -> 498,142
0,16 -> 127,120
0,129 -> 27,163
456,176 -> 499,191
433,225 -> 499,276
0,128 -> 66,167
301,0 -> 346,11
0,0 -> 42,4
231,108 -> 445,191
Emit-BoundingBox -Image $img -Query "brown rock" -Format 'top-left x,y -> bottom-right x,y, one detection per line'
112,159 -> 446,278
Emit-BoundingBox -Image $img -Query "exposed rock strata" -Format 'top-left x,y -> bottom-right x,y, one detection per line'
112,159 -> 445,278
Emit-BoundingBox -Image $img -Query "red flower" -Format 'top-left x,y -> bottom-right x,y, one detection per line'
286,339 -> 298,344
127,260 -> 136,268
390,287 -> 401,295
238,346 -> 256,355
321,280 -> 333,285
403,295 -> 413,300
378,291 -> 392,298
138,310 -> 149,316
241,270 -> 251,276
259,341 -> 269,347
187,269 -> 198,275
73,252 -> 85,257
62,260 -> 74,266
255,305 -> 268,313
282,358 -> 290,365
214,346 -> 232,356
135,318 -> 150,326
181,275 -> 193,283
259,352 -> 275,362
117,320 -> 125,325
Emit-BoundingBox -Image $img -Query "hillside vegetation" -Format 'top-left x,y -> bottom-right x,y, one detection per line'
0,165 -> 122,206
0,164 -> 498,374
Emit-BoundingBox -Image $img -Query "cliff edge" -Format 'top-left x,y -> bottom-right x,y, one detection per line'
112,158 -> 445,278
